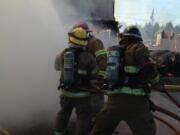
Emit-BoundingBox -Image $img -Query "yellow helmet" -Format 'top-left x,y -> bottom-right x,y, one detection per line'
68,27 -> 88,46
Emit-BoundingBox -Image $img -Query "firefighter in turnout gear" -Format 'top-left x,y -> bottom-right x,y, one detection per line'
54,27 -> 98,135
73,22 -> 107,124
91,26 -> 160,135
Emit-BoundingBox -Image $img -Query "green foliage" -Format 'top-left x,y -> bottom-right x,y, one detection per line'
139,22 -> 180,42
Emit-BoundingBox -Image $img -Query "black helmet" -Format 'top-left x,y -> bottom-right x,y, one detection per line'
121,26 -> 142,41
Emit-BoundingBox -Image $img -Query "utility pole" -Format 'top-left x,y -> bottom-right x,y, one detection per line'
150,8 -> 155,46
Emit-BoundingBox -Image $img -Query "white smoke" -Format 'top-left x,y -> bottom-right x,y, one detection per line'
0,0 -> 115,130
0,1 -> 118,133
0,0 -> 76,127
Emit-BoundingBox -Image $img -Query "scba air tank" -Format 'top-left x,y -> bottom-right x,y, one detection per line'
63,50 -> 75,86
107,46 -> 121,84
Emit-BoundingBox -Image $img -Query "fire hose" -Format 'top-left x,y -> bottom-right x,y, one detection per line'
154,105 -> 180,121
165,85 -> 180,92
152,84 -> 180,121
83,85 -> 180,121
0,127 -> 11,135
153,114 -> 180,135
65,84 -> 180,134
163,85 -> 180,109
153,84 -> 180,135
0,86 -> 178,135
163,90 -> 180,109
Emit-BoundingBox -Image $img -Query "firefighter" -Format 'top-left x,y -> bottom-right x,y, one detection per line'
54,27 -> 98,135
73,22 -> 107,124
91,26 -> 160,135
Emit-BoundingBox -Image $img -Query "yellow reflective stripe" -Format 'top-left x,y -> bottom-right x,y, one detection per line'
61,90 -> 90,98
78,69 -> 87,75
69,36 -> 88,46
149,75 -> 160,84
98,70 -> 107,79
107,87 -> 147,96
124,66 -> 140,73
95,49 -> 107,57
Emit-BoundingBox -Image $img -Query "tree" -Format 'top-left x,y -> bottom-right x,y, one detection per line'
143,23 -> 153,41
174,25 -> 180,33
153,22 -> 160,34
164,22 -> 173,32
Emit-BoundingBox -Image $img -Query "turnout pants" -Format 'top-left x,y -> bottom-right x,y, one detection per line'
55,95 -> 91,135
91,94 -> 156,135
91,93 -> 104,123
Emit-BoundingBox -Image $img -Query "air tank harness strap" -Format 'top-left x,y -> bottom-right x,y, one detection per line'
78,69 -> 88,75
61,90 -> 90,98
106,86 -> 147,96
124,66 -> 145,88
78,68 -> 98,76
124,66 -> 140,73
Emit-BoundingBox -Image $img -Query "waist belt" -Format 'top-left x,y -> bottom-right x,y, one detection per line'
61,90 -> 90,98
106,86 -> 147,96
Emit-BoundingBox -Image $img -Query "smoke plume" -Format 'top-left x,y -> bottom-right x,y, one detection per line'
0,0 -> 116,133
0,0 -> 78,129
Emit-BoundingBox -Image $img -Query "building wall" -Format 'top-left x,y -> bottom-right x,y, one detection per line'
156,32 -> 177,51
66,0 -> 115,20
156,33 -> 161,46
160,38 -> 175,51
175,34 -> 180,51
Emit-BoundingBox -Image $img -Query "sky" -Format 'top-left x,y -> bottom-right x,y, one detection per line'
115,0 -> 180,26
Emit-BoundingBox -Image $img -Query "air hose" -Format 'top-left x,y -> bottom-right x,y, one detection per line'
0,127 -> 11,135
153,114 -> 180,135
